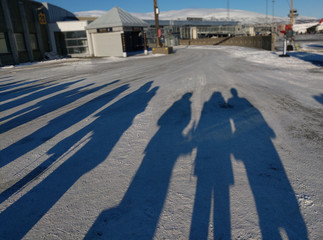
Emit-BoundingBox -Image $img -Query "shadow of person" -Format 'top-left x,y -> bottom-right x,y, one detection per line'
85,93 -> 193,240
228,88 -> 308,239
0,82 -> 158,239
189,92 -> 234,240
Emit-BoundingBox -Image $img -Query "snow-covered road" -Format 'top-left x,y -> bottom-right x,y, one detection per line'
1,46 -> 322,239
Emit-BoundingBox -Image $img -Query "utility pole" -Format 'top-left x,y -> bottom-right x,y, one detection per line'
153,0 -> 162,47
272,0 -> 275,23
227,0 -> 230,20
290,0 -> 294,25
288,0 -> 298,26
266,0 -> 268,23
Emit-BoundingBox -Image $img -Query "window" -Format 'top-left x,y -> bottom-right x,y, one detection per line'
30,34 -> 38,50
66,39 -> 88,46
65,31 -> 87,39
97,28 -> 112,33
0,33 -> 9,53
64,31 -> 88,55
14,33 -> 26,51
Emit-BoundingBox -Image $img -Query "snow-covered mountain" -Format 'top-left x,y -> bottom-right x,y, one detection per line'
74,8 -> 318,25
74,10 -> 107,17
132,8 -> 277,24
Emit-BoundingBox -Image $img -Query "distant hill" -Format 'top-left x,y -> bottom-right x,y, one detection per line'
74,8 -> 318,25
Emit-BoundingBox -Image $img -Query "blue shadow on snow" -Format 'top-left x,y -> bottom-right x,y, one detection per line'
289,51 -> 323,67
0,82 -> 158,239
313,94 -> 323,105
0,87 -> 308,240
85,92 -> 193,239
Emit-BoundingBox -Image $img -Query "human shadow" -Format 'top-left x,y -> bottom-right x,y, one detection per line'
0,82 -> 158,239
189,92 -> 234,240
0,79 -> 89,134
85,93 -> 193,240
0,83 -> 127,203
228,88 -> 308,239
314,93 -> 323,105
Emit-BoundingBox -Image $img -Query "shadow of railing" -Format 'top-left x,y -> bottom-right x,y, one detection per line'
0,82 -> 158,239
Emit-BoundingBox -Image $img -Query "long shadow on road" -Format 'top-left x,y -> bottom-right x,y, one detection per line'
189,92 -> 233,240
227,88 -> 308,240
0,82 -> 126,203
289,51 -> 323,67
190,89 -> 308,239
0,80 -> 56,102
85,88 -> 308,240
0,79 -> 87,134
0,80 -> 84,116
0,82 -> 158,239
85,93 -> 193,240
0,86 -> 308,239
0,80 -> 121,168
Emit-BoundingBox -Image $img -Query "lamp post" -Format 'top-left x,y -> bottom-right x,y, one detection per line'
153,0 -> 162,47
290,0 -> 294,25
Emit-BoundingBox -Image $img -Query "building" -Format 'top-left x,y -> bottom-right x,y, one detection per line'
144,18 -> 242,47
86,7 -> 148,57
0,0 -> 77,66
0,0 -> 50,66
48,20 -> 91,57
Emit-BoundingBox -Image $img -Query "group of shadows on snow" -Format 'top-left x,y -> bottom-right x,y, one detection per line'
0,76 -> 320,239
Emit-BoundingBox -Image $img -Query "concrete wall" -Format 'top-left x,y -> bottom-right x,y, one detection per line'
91,32 -> 123,57
180,35 -> 276,51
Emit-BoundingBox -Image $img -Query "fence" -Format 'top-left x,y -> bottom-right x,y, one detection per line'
180,35 -> 276,51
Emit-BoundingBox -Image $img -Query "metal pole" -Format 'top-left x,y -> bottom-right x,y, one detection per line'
153,0 -> 162,47
227,0 -> 230,20
290,0 -> 294,25
266,0 -> 268,23
272,0 -> 275,23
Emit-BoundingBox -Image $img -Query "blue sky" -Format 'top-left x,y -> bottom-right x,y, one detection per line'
45,0 -> 322,18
